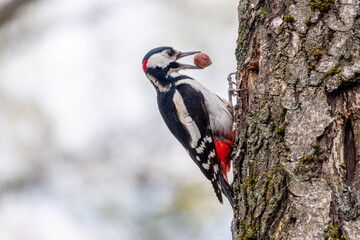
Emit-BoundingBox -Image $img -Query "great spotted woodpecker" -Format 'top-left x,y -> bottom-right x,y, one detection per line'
142,46 -> 234,207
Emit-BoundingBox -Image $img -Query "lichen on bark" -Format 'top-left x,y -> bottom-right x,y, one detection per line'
232,0 -> 360,239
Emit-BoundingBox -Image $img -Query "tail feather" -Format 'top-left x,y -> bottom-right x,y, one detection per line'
211,178 -> 223,204
219,174 -> 234,209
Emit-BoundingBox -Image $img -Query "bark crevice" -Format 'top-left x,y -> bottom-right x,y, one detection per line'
344,119 -> 356,186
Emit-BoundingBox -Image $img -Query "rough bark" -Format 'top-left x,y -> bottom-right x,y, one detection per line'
231,0 -> 360,239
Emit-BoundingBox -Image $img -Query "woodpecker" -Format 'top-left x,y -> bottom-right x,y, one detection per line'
142,46 -> 234,207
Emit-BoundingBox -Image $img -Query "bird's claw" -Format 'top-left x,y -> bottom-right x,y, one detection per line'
227,72 -> 246,106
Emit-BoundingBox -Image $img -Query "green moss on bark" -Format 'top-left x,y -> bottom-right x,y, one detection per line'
310,0 -> 334,12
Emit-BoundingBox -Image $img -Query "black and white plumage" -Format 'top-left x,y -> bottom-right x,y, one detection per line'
142,46 -> 234,207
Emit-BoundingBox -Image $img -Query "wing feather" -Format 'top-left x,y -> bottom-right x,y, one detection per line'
174,84 -> 223,203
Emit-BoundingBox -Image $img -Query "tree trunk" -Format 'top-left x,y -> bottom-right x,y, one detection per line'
231,0 -> 360,239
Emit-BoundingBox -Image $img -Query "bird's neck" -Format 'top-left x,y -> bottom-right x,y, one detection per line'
146,67 -> 173,93
146,68 -> 193,93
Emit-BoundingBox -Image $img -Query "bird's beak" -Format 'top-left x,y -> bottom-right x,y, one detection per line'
177,51 -> 200,59
175,51 -> 202,69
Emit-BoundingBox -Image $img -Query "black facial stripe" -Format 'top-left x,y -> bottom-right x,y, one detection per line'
168,62 -> 180,69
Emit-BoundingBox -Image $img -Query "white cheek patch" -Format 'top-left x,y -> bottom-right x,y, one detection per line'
147,52 -> 176,69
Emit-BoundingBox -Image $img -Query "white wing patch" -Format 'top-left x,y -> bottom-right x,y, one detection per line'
202,163 -> 210,170
173,90 -> 201,148
213,164 -> 219,173
196,141 -> 206,154
208,149 -> 216,159
196,135 -> 212,154
205,135 -> 212,143
175,79 -> 233,137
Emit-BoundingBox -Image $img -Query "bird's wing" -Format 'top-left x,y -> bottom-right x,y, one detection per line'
173,83 -> 223,203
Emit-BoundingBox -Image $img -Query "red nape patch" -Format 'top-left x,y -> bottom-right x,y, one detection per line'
214,139 -> 233,182
142,59 -> 148,72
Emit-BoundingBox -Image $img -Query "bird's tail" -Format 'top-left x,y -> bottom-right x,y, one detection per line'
219,174 -> 234,209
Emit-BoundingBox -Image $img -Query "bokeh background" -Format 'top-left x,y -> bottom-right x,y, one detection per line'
0,0 -> 238,239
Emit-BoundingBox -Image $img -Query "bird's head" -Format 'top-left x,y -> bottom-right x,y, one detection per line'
142,46 -> 201,77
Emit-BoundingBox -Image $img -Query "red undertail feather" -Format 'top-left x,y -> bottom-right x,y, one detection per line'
214,133 -> 234,182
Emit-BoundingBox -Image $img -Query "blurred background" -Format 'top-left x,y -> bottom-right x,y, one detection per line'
0,0 -> 238,239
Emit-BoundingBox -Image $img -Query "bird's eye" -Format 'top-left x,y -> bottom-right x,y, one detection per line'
167,50 -> 174,57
